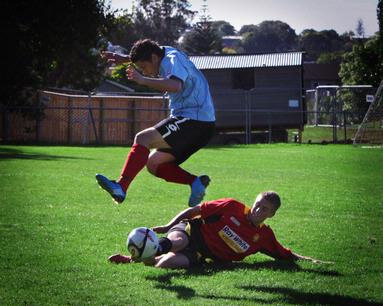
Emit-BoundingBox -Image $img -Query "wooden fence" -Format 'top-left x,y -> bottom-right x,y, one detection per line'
0,91 -> 168,145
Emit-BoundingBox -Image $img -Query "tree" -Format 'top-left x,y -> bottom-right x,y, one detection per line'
340,0 -> 382,88
180,0 -> 222,54
356,19 -> 365,38
378,0 -> 383,58
238,24 -> 258,35
107,13 -> 139,52
212,21 -> 236,36
298,29 -> 345,61
340,36 -> 381,86
338,1 -> 382,122
1,0 -> 114,106
241,21 -> 297,53
132,0 -> 196,45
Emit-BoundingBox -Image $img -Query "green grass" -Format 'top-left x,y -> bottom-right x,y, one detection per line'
0,144 -> 382,305
288,125 -> 358,144
297,125 -> 359,143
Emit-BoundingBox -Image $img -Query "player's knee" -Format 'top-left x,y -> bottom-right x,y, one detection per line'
134,130 -> 147,146
134,129 -> 155,147
166,231 -> 189,252
146,157 -> 159,175
155,253 -> 175,268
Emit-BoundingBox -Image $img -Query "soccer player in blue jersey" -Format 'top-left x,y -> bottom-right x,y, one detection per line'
97,39 -> 215,207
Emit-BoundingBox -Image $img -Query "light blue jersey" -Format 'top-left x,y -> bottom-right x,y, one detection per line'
159,47 -> 215,122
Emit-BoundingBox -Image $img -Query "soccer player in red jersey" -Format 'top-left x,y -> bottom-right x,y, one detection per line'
109,191 -> 331,268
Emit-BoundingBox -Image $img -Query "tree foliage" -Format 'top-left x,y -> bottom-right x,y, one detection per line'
212,21 -> 236,36
132,0 -> 196,45
107,13 -> 139,53
1,0 -> 114,106
240,21 -> 297,53
179,2 -> 222,55
180,25 -> 222,54
340,1 -> 383,87
340,35 -> 382,87
298,29 -> 351,62
378,0 -> 383,58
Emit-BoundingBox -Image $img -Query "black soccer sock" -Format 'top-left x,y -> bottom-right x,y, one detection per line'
156,237 -> 172,255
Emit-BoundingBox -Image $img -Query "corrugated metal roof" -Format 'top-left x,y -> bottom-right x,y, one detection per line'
190,52 -> 303,70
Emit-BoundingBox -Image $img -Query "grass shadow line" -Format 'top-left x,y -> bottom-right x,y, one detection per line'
187,260 -> 342,277
0,147 -> 92,161
241,285 -> 383,306
145,260 -> 343,301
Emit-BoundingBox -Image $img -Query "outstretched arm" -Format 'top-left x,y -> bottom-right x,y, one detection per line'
153,205 -> 201,234
102,51 -> 130,65
259,228 -> 334,264
291,252 -> 334,264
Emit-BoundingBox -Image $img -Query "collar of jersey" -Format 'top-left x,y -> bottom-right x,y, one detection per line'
244,206 -> 264,228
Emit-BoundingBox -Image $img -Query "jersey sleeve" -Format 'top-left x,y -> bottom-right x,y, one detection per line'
259,227 -> 294,260
200,198 -> 241,219
161,53 -> 188,83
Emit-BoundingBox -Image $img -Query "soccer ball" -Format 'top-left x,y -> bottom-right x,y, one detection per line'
127,227 -> 159,260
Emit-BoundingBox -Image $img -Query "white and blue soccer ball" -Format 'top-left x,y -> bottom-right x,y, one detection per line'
127,227 -> 159,260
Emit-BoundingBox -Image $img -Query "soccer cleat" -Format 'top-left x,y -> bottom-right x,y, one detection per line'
108,254 -> 132,264
188,175 -> 210,207
95,174 -> 126,204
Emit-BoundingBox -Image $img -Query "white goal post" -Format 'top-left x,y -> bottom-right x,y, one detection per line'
353,80 -> 383,146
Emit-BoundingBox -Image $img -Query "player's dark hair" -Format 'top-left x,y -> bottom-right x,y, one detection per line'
157,237 -> 172,255
129,39 -> 165,62
261,191 -> 281,210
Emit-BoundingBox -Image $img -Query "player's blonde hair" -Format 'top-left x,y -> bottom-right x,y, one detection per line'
256,191 -> 281,211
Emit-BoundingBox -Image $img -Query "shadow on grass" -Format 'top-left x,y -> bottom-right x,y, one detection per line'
0,147 -> 91,161
145,260 -> 347,302
209,260 -> 341,276
240,285 -> 383,306
174,260 -> 341,277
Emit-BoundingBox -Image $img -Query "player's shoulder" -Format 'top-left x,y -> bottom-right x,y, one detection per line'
260,223 -> 274,234
207,197 -> 242,203
204,198 -> 245,207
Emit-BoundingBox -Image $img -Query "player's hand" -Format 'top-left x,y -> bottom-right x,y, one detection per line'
126,65 -> 144,84
101,51 -> 129,65
152,225 -> 171,234
309,258 -> 334,264
293,252 -> 334,264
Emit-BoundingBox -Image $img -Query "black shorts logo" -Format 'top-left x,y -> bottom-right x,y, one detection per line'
163,117 -> 190,138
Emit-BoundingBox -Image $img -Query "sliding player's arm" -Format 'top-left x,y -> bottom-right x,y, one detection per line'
152,205 -> 201,234
291,252 -> 334,264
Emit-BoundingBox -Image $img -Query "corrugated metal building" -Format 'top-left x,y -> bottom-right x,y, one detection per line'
190,52 -> 305,137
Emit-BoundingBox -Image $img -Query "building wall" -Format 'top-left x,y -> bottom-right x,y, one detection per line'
201,66 -> 304,130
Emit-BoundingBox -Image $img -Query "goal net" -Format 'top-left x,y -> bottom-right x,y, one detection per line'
353,80 -> 383,146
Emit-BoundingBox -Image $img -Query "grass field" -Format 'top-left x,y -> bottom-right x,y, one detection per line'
1,144 -> 382,305
288,125 -> 358,144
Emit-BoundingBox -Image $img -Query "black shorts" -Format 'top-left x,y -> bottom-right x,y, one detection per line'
155,116 -> 215,164
168,220 -> 217,266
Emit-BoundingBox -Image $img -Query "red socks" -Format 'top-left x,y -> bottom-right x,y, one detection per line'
155,162 -> 196,185
117,144 -> 196,192
118,144 -> 150,192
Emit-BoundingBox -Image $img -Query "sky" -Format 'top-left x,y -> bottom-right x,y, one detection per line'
109,0 -> 379,36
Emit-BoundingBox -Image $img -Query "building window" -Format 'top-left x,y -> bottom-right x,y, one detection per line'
232,68 -> 255,90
